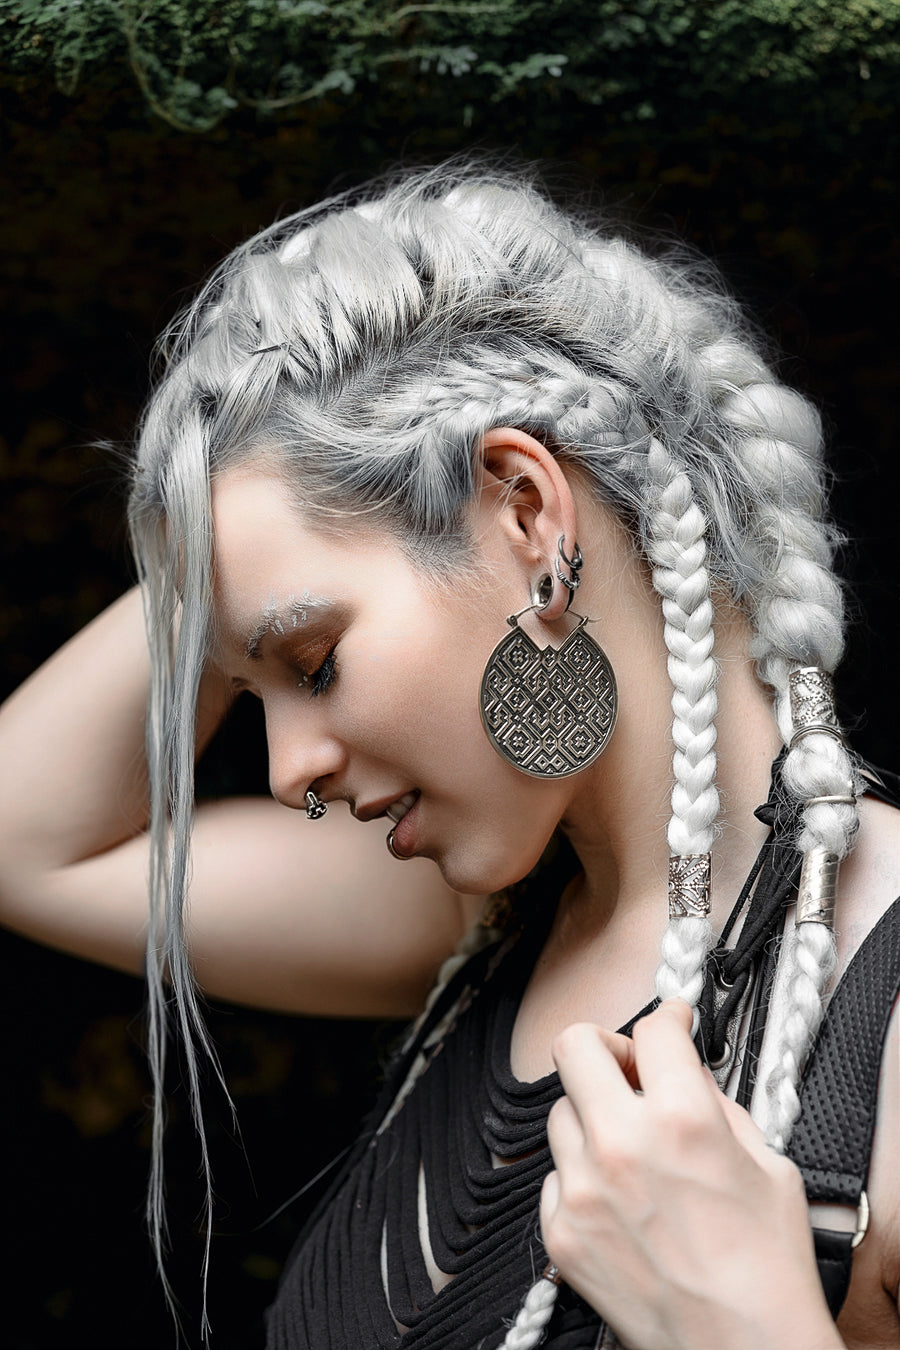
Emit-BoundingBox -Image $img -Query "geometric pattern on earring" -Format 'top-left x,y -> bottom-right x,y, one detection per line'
305,790 -> 327,820
479,612 -> 617,778
667,853 -> 711,918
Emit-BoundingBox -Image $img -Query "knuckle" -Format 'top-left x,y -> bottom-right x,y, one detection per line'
542,1217 -> 579,1270
559,1174 -> 598,1218
772,1153 -> 806,1198
550,1021 -> 590,1063
582,1116 -> 613,1160
654,1084 -> 716,1139
583,1127 -> 633,1179
546,1095 -> 570,1133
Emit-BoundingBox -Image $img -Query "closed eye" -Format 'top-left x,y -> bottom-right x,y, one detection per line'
309,648 -> 337,697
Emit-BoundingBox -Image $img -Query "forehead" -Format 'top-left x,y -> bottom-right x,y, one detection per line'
211,463 -> 377,569
209,464 -> 403,637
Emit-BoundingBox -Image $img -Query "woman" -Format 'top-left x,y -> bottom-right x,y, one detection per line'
0,161 -> 898,1349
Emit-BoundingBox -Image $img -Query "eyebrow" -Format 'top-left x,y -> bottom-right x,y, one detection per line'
244,593 -> 333,660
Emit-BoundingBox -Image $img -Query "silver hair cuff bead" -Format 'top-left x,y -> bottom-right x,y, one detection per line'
668,853 -> 711,919
796,846 -> 839,926
789,667 -> 844,748
305,790 -> 327,820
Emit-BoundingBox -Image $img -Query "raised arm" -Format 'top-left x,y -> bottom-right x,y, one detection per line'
0,589 -> 480,1016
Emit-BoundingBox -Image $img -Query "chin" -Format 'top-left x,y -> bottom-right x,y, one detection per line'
438,833 -> 551,897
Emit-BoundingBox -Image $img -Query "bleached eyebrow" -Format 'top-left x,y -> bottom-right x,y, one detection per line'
245,593 -> 332,659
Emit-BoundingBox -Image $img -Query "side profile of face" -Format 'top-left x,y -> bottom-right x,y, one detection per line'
209,461 -> 579,895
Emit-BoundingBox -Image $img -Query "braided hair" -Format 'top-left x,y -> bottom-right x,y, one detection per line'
128,160 -> 859,1340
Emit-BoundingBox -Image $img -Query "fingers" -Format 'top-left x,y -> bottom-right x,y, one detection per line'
630,998 -> 710,1106
706,1072 -> 776,1162
550,1022 -> 640,1132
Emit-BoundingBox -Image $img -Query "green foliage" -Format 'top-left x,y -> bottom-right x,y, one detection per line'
1,0 -> 898,131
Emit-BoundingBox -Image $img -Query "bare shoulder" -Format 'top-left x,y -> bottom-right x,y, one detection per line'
833,793 -> 900,974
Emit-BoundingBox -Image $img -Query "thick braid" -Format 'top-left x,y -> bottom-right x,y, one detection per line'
500,1274 -> 560,1350
710,380 -> 859,1149
645,438 -> 718,1007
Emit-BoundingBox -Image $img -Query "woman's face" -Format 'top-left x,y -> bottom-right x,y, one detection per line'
210,464 -> 575,894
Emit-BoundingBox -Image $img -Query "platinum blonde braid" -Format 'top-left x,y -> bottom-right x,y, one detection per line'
711,381 -> 860,1149
500,1272 -> 562,1349
501,426 -> 721,1350
645,438 -> 718,1008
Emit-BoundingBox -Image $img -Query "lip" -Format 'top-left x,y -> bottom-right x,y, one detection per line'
388,792 -> 420,857
354,791 -> 417,824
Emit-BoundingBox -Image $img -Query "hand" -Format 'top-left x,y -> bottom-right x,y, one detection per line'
541,1000 -> 842,1350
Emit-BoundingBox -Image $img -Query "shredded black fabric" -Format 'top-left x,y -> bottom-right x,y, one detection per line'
266,910 -> 612,1349
265,761 -> 900,1350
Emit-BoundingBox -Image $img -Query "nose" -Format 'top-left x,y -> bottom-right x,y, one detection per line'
264,699 -> 347,810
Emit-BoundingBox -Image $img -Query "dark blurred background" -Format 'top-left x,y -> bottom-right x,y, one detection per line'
2,3 -> 899,1345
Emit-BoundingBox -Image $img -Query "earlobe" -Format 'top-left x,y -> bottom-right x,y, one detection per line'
478,427 -> 578,618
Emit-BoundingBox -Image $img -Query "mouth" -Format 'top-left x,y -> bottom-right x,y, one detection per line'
385,791 -> 419,824
354,790 -> 420,824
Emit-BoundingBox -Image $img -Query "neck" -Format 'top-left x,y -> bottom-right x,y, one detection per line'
557,584 -> 781,946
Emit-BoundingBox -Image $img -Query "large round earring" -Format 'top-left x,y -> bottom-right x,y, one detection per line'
479,553 -> 618,779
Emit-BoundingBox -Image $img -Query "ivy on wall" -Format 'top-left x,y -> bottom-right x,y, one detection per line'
2,0 -> 898,132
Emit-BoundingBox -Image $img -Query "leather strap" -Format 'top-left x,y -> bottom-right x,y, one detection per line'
788,894 -> 900,1316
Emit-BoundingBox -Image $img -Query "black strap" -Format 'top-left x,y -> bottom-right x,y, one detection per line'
812,1228 -> 856,1320
785,893 -> 900,1319
789,893 -> 900,1203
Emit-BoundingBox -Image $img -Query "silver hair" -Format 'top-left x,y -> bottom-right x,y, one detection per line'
128,158 -> 860,1341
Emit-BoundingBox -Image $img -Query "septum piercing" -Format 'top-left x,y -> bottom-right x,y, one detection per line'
305,790 -> 327,820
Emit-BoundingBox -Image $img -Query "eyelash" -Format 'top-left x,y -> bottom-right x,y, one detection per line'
307,648 -> 338,698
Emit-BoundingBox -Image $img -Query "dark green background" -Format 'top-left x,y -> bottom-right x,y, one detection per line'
2,7 -> 899,1344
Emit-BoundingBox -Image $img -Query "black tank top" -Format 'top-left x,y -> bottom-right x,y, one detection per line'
266,784 -> 900,1349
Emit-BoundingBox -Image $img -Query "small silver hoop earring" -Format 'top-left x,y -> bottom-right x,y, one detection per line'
305,790 -> 327,820
554,534 -> 583,611
386,828 -> 412,860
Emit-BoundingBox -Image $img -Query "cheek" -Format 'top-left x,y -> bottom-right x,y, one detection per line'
356,620 -> 491,746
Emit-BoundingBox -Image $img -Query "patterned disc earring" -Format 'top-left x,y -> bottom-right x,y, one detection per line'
479,544 -> 618,778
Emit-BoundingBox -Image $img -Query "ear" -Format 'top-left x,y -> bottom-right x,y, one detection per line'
477,427 -> 579,621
